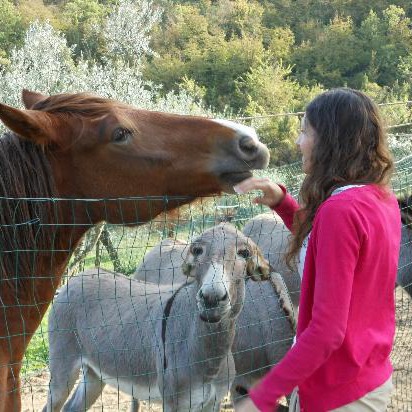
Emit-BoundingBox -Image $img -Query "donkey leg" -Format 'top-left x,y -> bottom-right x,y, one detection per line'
62,365 -> 104,411
42,356 -> 80,412
129,397 -> 140,412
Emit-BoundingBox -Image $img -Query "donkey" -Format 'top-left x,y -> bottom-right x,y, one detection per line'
242,213 -> 301,311
134,220 -> 296,408
0,90 -> 269,411
43,224 -> 270,412
245,206 -> 412,305
396,195 -> 412,296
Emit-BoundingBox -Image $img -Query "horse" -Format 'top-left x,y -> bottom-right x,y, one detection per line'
0,89 -> 270,411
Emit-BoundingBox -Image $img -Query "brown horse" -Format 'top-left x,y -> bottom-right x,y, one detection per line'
0,90 -> 269,411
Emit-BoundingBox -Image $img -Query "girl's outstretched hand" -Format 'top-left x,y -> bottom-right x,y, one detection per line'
234,177 -> 285,208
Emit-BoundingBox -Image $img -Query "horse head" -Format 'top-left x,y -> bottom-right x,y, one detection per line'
0,90 -> 269,223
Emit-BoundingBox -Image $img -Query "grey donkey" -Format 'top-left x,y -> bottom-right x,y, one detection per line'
242,212 -> 301,311
134,214 -> 296,408
396,195 -> 412,296
43,224 -> 270,412
246,206 -> 412,303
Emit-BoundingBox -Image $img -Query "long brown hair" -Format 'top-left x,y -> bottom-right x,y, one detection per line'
286,88 -> 394,266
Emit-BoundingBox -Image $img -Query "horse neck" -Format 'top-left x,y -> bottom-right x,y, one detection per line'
0,134 -> 92,314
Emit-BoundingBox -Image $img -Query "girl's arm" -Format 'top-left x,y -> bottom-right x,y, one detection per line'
234,178 -> 299,232
270,185 -> 299,232
249,201 -> 361,411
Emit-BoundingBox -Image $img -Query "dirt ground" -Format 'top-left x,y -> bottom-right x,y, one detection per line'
21,370 -> 239,412
389,287 -> 412,411
21,373 -> 234,411
21,288 -> 412,412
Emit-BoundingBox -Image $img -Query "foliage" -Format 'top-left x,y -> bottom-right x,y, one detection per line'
0,0 -> 26,66
1,0 -> 412,165
0,20 -> 214,131
292,16 -> 362,88
61,0 -> 108,60
22,315 -> 49,374
104,0 -> 162,65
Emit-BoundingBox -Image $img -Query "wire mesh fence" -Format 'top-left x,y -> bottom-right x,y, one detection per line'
12,135 -> 412,411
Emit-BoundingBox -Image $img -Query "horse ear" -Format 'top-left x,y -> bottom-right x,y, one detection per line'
0,103 -> 59,145
22,89 -> 48,109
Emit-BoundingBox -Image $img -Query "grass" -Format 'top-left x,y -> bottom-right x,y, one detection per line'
22,316 -> 49,375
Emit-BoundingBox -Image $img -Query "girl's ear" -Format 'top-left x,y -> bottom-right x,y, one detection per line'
22,89 -> 48,109
0,103 -> 61,146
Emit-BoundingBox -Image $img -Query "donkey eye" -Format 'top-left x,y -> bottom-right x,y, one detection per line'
112,127 -> 132,144
238,248 -> 251,259
191,245 -> 204,257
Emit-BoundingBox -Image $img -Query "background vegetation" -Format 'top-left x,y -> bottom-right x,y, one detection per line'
1,0 -> 412,165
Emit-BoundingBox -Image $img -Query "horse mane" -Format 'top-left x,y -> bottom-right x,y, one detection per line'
398,193 -> 412,226
0,132 -> 57,287
32,93 -> 130,118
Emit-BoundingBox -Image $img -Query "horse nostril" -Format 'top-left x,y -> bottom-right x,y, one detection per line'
221,292 -> 228,301
239,136 -> 258,157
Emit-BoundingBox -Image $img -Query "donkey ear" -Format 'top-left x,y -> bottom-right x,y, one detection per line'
181,246 -> 196,278
182,262 -> 194,277
0,103 -> 59,145
247,245 -> 270,281
22,89 -> 48,109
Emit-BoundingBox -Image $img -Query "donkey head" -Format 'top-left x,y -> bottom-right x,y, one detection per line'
182,223 -> 270,323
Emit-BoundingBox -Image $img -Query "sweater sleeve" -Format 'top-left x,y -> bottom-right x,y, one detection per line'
249,201 -> 362,412
271,185 -> 299,232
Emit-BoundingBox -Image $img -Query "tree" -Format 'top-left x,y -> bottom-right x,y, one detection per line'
0,0 -> 25,65
61,0 -> 108,60
143,2 -> 267,112
104,0 -> 162,65
0,20 -> 211,118
235,59 -> 323,164
207,0 -> 264,40
292,16 -> 365,88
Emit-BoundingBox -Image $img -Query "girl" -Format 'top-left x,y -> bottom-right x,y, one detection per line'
234,88 -> 401,412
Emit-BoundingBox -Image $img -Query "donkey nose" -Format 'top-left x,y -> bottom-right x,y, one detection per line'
238,135 -> 259,158
198,289 -> 228,309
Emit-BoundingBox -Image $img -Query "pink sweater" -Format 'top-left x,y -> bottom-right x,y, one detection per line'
249,184 -> 401,412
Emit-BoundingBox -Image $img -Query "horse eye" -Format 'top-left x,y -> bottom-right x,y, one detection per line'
238,248 -> 251,259
191,245 -> 204,257
112,128 -> 132,144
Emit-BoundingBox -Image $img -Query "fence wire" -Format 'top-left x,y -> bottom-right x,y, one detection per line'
14,138 -> 412,411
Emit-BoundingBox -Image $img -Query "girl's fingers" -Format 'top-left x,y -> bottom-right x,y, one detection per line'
234,177 -> 272,194
253,195 -> 266,204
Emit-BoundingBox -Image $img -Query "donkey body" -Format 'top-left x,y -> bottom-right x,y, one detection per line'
134,219 -> 296,407
396,195 -> 412,296
242,213 -> 301,310
43,224 -> 270,411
